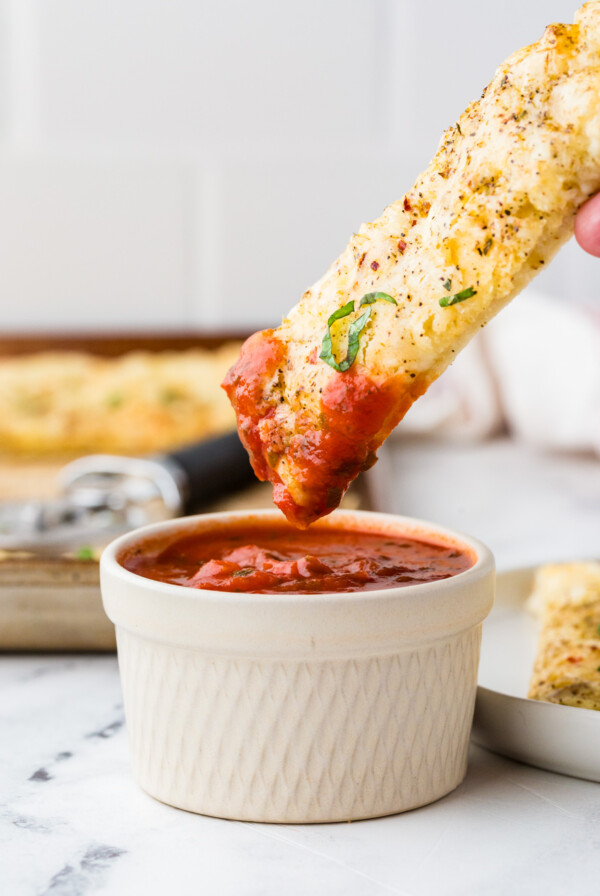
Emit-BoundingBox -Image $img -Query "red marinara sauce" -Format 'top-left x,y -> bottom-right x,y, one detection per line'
120,523 -> 474,594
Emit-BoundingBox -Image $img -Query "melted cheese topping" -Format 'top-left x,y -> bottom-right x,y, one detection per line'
225,3 -> 600,525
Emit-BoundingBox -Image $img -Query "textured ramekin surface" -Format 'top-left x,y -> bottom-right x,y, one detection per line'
101,509 -> 494,822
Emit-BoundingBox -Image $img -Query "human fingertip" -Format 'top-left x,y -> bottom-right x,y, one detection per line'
575,193 -> 600,257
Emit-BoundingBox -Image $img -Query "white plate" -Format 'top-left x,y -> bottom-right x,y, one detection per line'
472,565 -> 600,782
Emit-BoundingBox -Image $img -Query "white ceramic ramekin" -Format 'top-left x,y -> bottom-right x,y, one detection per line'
100,509 -> 494,823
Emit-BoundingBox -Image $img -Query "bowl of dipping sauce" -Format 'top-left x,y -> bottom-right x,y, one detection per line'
100,509 -> 494,823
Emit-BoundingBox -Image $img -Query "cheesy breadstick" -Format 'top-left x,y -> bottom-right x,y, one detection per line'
528,562 -> 600,710
224,3 -> 600,526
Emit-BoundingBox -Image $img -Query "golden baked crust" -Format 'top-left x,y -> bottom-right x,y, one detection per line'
225,2 -> 600,525
528,562 -> 600,711
0,345 -> 240,456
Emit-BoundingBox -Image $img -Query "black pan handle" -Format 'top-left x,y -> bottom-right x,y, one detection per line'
165,430 -> 257,513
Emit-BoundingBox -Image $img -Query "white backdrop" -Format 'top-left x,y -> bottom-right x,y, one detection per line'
0,0 -> 594,332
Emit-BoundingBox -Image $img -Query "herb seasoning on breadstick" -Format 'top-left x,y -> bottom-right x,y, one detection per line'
224,2 -> 600,527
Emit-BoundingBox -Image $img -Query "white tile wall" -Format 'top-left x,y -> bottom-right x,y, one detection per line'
391,0 -> 578,158
37,0 -> 379,145
0,0 -> 593,332
0,157 -> 191,329
0,5 -> 8,141
199,151 -> 418,327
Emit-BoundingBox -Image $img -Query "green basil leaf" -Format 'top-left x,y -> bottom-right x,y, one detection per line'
75,546 -> 95,560
358,291 -> 398,308
326,300 -> 356,325
439,286 -> 477,308
320,293 -> 396,372
343,308 -> 371,371
319,300 -> 356,372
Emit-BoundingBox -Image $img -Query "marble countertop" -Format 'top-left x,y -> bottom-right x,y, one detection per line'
2,438 -> 600,896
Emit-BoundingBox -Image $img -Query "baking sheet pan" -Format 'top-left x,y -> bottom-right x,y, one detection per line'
0,329 -> 376,650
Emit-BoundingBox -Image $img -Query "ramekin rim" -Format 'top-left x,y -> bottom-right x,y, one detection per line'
100,507 -> 494,606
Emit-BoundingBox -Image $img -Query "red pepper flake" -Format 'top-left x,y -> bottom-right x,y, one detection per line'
411,219 -> 417,227
397,240 -> 407,253
370,261 -> 379,271
567,656 -> 583,663
403,197 -> 412,212
307,346 -> 318,364
358,251 -> 366,267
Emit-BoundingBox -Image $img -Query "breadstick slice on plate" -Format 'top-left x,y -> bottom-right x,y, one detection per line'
527,562 -> 600,710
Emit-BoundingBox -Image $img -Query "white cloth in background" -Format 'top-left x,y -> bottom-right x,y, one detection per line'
398,334 -> 503,441
396,290 -> 600,453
